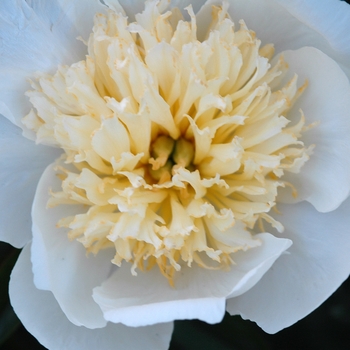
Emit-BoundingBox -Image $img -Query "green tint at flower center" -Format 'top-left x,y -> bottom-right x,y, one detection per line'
22,1 -> 313,284
149,136 -> 195,182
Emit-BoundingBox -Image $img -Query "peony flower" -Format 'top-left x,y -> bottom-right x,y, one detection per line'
1,0 -> 350,348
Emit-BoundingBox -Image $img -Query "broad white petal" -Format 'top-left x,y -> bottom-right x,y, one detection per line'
275,0 -> 350,75
92,233 -> 290,327
0,0 -> 105,128
0,117 -> 60,248
226,233 -> 292,298
10,244 -> 173,350
114,0 -> 201,21
26,0 -> 107,58
94,264 -> 226,327
197,0 -> 350,77
276,47 -> 350,212
226,199 -> 350,334
31,162 -> 113,329
0,71 -> 34,129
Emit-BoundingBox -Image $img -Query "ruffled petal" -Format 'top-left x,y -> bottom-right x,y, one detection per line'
197,0 -> 350,77
10,244 -> 174,350
197,2 -> 350,212
275,47 -> 350,212
0,117 -> 60,248
31,162 -> 114,329
92,233 -> 291,327
226,199 -> 350,333
0,0 -> 106,128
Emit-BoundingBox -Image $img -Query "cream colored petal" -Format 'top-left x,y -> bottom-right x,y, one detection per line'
145,42 -> 179,101
185,116 -> 212,164
91,116 -> 130,162
106,97 -> 151,161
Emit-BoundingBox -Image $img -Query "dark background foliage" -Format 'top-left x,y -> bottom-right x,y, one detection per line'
1,0 -> 350,348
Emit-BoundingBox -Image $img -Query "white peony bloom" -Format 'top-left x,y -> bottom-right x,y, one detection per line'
1,0 -> 350,349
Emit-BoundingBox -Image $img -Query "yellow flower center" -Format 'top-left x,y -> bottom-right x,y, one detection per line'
23,1 -> 313,284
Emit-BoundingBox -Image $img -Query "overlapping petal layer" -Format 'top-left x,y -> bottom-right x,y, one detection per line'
227,198 -> 350,333
0,118 -> 60,248
10,244 -> 173,350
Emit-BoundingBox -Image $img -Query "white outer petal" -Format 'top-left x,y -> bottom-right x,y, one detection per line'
226,199 -> 350,334
276,0 -> 350,70
92,233 -> 291,327
0,0 -> 106,130
10,244 -> 174,350
114,0 -> 202,21
26,0 -> 107,58
31,162 -> 114,329
276,47 -> 350,212
0,116 -> 60,248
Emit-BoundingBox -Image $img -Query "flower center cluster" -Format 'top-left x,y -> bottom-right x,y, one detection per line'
148,136 -> 195,182
23,1 -> 312,284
